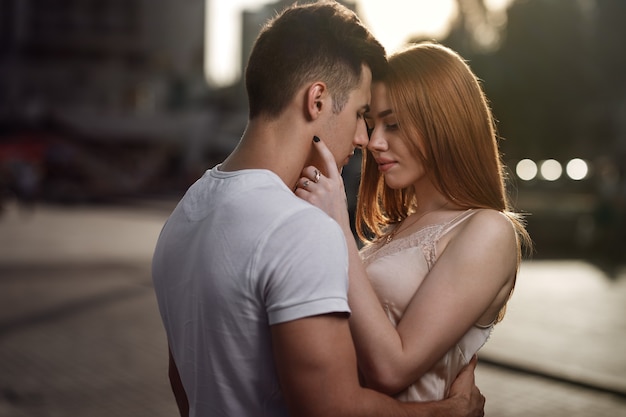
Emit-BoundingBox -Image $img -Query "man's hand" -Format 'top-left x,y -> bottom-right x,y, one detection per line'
447,355 -> 485,417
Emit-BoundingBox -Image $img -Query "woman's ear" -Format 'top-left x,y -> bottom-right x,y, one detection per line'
305,82 -> 327,121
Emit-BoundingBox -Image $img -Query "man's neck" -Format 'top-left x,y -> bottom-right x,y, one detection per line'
220,118 -> 310,190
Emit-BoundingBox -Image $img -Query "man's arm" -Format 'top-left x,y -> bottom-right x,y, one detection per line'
168,346 -> 189,417
271,313 -> 484,417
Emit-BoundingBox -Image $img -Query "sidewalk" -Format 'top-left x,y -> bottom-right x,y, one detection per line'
480,258 -> 626,395
0,201 -> 625,416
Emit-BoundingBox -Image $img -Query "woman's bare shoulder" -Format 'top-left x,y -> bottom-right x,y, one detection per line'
452,209 -> 518,253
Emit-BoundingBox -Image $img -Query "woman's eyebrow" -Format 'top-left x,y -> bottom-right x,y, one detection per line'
364,108 -> 393,118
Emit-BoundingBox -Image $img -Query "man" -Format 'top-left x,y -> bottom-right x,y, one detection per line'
152,2 -> 484,416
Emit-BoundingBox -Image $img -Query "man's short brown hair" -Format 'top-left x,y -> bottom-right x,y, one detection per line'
245,1 -> 387,119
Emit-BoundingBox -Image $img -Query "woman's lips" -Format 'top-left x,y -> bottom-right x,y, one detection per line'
377,159 -> 396,172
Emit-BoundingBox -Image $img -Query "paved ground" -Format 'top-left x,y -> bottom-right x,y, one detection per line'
0,200 -> 625,417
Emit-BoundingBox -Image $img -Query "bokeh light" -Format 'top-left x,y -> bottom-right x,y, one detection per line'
516,159 -> 538,181
566,158 -> 589,180
539,159 -> 563,181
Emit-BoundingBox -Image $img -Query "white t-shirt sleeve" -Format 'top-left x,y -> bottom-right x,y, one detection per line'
254,208 -> 351,325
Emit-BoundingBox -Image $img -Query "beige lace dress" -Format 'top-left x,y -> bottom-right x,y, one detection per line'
360,209 -> 493,401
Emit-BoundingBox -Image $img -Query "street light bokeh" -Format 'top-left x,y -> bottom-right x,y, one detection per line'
566,158 -> 589,180
516,159 -> 538,181
515,158 -> 591,182
539,159 -> 563,181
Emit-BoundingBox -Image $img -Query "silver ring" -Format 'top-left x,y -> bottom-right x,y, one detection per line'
302,180 -> 310,187
313,169 -> 321,183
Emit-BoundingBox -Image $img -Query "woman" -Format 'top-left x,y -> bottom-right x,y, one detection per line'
297,42 -> 531,401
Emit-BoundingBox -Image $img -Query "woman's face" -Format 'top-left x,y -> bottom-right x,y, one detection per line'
365,82 -> 426,190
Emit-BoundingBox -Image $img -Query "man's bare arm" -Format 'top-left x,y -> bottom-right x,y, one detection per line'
271,313 -> 484,417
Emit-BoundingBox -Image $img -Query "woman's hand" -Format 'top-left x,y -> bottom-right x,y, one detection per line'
295,137 -> 352,232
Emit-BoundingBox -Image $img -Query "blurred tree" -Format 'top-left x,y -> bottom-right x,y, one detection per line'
449,0 -> 506,54
408,0 -> 626,261
438,0 -> 626,163
486,0 -> 590,159
587,0 -> 626,157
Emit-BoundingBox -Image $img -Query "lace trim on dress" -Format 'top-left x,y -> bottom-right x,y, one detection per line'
361,209 -> 477,270
361,223 -> 441,268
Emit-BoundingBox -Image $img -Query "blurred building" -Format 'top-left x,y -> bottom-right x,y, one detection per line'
0,0 -> 206,118
0,0 -> 211,202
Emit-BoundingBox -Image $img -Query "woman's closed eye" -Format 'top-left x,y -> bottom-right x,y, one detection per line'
385,123 -> 399,131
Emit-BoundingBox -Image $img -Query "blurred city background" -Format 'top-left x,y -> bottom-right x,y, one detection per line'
0,0 -> 625,416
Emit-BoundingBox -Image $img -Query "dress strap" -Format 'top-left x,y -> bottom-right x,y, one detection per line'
438,209 -> 478,238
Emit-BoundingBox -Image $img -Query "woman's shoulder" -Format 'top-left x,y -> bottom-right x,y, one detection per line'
467,208 -> 514,225
457,208 -> 517,244
442,208 -> 518,281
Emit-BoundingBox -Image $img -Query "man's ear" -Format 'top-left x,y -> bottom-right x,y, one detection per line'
305,82 -> 327,121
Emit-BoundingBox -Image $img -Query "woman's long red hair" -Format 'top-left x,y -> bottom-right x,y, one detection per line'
356,43 -> 532,321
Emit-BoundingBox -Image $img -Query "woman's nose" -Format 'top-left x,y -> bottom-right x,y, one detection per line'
367,127 -> 387,152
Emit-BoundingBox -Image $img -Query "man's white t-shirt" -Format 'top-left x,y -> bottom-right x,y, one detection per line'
152,166 -> 350,417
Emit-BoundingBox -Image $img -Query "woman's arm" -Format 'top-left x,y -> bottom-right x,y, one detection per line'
297,140 -> 517,396
346,210 -> 517,394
